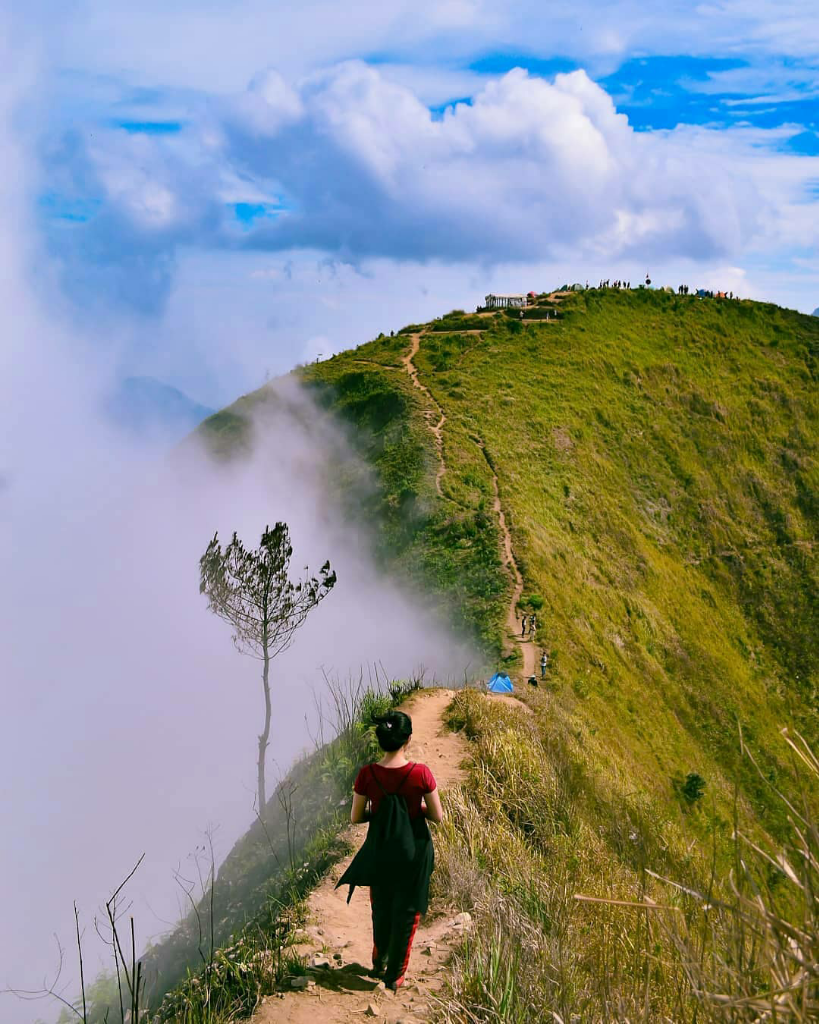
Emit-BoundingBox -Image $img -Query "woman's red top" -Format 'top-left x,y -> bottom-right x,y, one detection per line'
353,762 -> 437,820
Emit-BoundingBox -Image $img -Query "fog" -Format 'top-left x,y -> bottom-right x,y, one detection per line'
1,371 -> 475,1023
0,78 -> 473,1024
5,11 -> 790,1017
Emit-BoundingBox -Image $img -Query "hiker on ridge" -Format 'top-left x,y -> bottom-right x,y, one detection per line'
541,651 -> 549,678
529,613 -> 538,636
338,711 -> 443,992
521,614 -> 528,637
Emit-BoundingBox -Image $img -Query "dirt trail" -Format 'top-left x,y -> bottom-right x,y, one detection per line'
400,333 -> 535,684
425,328 -> 486,334
361,335 -> 534,681
400,330 -> 535,680
402,334 -> 447,497
253,689 -> 470,1024
474,440 -> 536,680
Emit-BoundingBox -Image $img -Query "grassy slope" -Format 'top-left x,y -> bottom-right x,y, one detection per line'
201,332 -> 508,652
190,291 -> 817,1014
307,291 -> 815,842
199,291 -> 816,851
414,293 -> 816,840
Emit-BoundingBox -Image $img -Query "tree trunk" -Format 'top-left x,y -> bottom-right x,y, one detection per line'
257,650 -> 271,812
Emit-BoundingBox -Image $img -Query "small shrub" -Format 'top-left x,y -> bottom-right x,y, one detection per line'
359,689 -> 393,724
672,770 -> 707,805
682,771 -> 706,804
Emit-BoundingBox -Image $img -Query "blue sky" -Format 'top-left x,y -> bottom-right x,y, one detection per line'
1,7 -> 818,1017
12,1 -> 819,403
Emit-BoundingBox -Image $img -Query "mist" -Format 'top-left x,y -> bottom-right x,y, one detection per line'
0,76 -> 473,1024
1,373 -> 476,1022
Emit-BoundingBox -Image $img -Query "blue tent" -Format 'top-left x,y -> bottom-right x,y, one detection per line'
487,672 -> 514,693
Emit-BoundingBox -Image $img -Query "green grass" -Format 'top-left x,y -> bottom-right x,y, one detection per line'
299,289 -> 816,838
187,287 -> 817,1019
434,689 -> 818,1022
195,289 -> 817,841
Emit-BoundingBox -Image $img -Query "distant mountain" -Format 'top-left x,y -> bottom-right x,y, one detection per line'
813,307 -> 818,316
105,376 -> 215,441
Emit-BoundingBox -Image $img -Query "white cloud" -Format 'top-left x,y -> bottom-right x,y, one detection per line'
682,58 -> 819,104
249,265 -> 282,280
214,62 -> 810,264
228,68 -> 304,136
370,63 -> 488,107
1,39 -> 480,1022
42,0 -> 819,92
40,58 -> 819,322
302,333 -> 331,362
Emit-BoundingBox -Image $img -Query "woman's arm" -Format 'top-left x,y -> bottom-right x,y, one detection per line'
350,792 -> 368,824
422,788 -> 443,824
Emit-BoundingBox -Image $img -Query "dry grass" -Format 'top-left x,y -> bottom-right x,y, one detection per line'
649,727 -> 818,1021
431,692 -> 818,1023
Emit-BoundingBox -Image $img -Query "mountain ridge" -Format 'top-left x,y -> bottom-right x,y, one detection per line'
141,285 -> 819,1021
201,287 -> 817,841
106,374 -> 215,439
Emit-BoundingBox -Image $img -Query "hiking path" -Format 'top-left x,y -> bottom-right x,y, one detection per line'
253,689 -> 467,1024
473,440 -> 536,680
402,333 -> 535,681
402,333 -> 447,497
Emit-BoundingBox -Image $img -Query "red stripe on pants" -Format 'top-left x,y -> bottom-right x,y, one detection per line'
396,911 -> 421,983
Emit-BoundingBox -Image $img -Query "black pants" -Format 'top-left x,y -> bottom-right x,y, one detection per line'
369,884 -> 421,984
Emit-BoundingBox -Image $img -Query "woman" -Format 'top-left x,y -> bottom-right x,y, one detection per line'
340,709 -> 443,991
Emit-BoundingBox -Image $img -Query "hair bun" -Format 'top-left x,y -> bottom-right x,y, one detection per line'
373,708 -> 412,752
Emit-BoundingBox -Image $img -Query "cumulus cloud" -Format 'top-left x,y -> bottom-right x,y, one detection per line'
45,58 -> 819,319
230,68 -> 304,136
220,63 -> 816,265
1,43 -> 476,1023
40,120 -> 228,313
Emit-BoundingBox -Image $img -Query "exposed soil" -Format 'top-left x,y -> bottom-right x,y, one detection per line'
473,440 -> 536,681
402,333 -> 447,497
402,332 -> 538,683
252,687 -> 527,1023
252,688 -> 472,1024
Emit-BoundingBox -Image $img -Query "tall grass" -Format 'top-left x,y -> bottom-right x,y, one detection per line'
649,727 -> 818,1020
433,691 -> 817,1023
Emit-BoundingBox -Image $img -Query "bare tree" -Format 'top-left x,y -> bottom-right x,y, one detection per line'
199,523 -> 336,810
2,856 -> 146,1024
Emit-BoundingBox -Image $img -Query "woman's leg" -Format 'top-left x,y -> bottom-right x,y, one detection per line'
369,886 -> 391,972
384,888 -> 421,989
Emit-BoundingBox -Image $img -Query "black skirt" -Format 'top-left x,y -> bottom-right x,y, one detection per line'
335,816 -> 435,914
